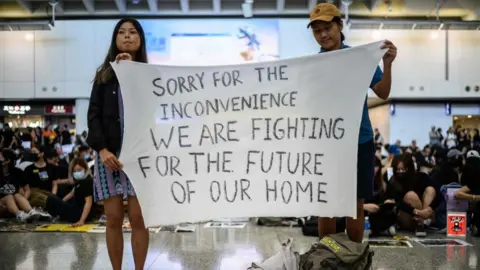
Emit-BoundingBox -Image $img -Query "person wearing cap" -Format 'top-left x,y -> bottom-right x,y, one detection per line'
455,149 -> 480,196
455,150 -> 480,234
308,3 -> 397,243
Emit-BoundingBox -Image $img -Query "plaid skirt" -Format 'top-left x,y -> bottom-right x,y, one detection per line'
93,154 -> 136,202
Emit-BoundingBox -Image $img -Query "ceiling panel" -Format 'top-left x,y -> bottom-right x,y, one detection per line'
0,0 -> 478,31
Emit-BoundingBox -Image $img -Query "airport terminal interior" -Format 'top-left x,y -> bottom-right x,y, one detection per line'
1,0 -> 480,269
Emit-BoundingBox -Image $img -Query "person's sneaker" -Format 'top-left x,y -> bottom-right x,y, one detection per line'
415,224 -> 427,237
27,209 -> 47,221
472,225 -> 479,237
388,226 -> 396,236
16,211 -> 29,222
32,208 -> 52,221
37,210 -> 52,221
423,219 -> 432,227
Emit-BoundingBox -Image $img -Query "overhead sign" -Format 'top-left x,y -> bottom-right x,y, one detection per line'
3,105 -> 31,115
44,105 -> 74,115
112,41 -> 386,227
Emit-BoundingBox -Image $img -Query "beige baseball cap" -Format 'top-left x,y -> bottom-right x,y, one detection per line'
307,3 -> 341,28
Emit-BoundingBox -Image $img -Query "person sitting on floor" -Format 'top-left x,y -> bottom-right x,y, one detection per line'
46,149 -> 69,179
77,146 -> 93,162
45,158 -> 94,226
364,156 -> 396,236
454,150 -> 480,234
46,149 -> 73,198
0,148 -> 48,222
23,146 -> 60,208
386,153 -> 443,237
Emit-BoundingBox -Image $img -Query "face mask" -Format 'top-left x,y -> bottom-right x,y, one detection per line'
84,154 -> 90,160
73,171 -> 86,180
395,172 -> 407,181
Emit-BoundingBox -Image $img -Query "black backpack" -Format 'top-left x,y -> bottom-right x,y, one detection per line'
301,217 -> 346,237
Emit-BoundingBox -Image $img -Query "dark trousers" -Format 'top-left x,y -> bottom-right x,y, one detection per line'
45,195 -> 88,223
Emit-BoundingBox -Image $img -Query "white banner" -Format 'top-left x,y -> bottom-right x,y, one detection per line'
112,41 -> 386,227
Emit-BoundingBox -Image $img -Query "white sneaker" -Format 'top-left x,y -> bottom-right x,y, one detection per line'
26,209 -> 43,221
16,211 -> 29,222
388,226 -> 396,236
424,219 -> 432,227
34,209 -> 52,221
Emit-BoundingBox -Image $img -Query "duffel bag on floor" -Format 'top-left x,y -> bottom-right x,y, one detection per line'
299,233 -> 373,270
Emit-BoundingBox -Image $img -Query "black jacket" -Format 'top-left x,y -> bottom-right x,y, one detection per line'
87,78 -> 122,153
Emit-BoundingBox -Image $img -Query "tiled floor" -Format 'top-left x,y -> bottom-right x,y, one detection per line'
0,222 -> 478,270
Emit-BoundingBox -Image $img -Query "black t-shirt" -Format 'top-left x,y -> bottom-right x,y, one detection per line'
465,163 -> 480,194
24,163 -> 59,191
467,181 -> 480,195
73,176 -> 93,207
0,167 -> 26,194
50,163 -> 69,179
61,130 -> 71,145
2,130 -> 14,148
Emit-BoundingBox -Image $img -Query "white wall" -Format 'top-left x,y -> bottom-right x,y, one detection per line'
278,19 -> 319,58
0,19 -> 479,101
389,104 -> 480,147
369,104 -> 390,144
75,98 -> 89,134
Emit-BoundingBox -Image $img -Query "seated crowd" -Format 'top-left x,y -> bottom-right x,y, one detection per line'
368,127 -> 480,237
1,125 -> 480,239
0,125 -> 95,227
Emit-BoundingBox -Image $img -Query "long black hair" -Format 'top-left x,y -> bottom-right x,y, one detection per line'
391,153 -> 416,191
93,17 -> 148,84
0,149 -> 17,185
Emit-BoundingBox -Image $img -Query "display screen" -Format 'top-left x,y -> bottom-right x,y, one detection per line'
140,19 -> 279,65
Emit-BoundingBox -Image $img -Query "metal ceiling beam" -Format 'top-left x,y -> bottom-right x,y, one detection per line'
212,0 -> 221,13
114,0 -> 127,13
15,0 -> 33,13
146,0 -> 157,12
180,0 -> 189,12
308,0 -> 318,11
81,0 -> 94,13
368,0 -> 383,11
276,0 -> 285,12
53,1 -> 64,13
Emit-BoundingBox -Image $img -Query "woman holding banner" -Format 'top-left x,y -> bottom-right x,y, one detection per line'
87,18 -> 149,270
308,3 -> 397,243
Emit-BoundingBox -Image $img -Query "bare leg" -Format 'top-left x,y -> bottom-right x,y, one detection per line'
0,195 -> 20,215
422,187 -> 436,209
398,191 -> 424,230
104,196 -> 125,270
346,199 -> 365,243
404,191 -> 423,209
13,194 -> 33,212
127,196 -> 149,270
318,217 -> 337,239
